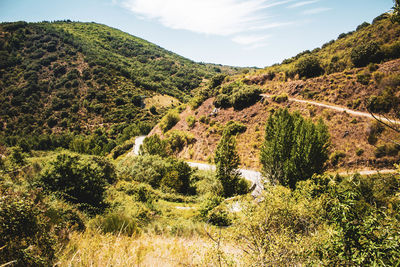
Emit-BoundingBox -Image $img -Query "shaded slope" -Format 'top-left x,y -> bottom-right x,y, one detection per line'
0,21 -> 242,146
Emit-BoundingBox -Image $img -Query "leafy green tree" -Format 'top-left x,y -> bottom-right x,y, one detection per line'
159,110 -> 180,133
38,153 -> 116,214
295,55 -> 324,78
260,108 -> 330,189
392,0 -> 400,24
350,42 -> 383,67
140,134 -> 168,157
0,186 -> 61,266
214,133 -> 244,197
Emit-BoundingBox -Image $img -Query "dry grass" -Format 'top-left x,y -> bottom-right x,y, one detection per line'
55,230 -> 243,266
144,94 -> 181,110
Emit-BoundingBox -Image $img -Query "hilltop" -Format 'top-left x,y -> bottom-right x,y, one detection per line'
0,20 -> 244,152
154,14 -> 400,171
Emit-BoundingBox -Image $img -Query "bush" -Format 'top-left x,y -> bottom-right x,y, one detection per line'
223,121 -> 247,136
260,108 -> 330,189
38,153 -> 116,214
89,212 -> 139,236
213,94 -> 231,108
186,115 -> 197,128
351,42 -> 383,67
366,121 -> 384,145
0,186 -> 61,266
367,88 -> 399,113
207,207 -> 232,226
160,110 -> 180,133
356,148 -> 364,156
199,195 -> 223,219
118,155 -> 194,194
375,144 -> 400,158
356,72 -> 371,85
272,93 -> 288,103
140,134 -> 168,157
329,150 -> 346,166
230,85 -> 262,110
165,130 -> 196,153
295,56 -> 324,78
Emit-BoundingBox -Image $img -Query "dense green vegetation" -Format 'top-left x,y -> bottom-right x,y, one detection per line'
260,109 -> 330,189
257,13 -> 400,79
2,8 -> 400,266
0,21 -> 240,152
214,133 -> 248,198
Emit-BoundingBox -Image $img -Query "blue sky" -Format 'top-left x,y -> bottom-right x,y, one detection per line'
0,0 -> 394,67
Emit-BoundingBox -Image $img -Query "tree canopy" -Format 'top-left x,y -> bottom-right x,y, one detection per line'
260,108 -> 330,189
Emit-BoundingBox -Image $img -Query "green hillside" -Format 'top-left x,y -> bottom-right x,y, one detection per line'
255,13 -> 400,78
0,21 -> 242,152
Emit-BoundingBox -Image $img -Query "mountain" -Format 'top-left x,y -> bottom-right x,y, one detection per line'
157,14 -> 400,171
0,20 -> 244,151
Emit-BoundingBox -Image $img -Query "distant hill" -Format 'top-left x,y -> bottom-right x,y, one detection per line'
161,14 -> 400,171
0,20 -> 243,149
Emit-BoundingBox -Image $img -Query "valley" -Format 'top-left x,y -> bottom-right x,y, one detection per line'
1,7 -> 400,266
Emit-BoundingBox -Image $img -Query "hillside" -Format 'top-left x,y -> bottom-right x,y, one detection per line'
0,20 -> 244,152
154,14 -> 400,171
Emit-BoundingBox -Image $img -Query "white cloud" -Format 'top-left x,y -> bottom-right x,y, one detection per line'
232,34 -> 270,45
288,0 -> 318,8
302,7 -> 331,15
121,0 -> 291,36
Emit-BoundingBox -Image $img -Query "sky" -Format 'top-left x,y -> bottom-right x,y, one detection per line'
0,0 -> 394,67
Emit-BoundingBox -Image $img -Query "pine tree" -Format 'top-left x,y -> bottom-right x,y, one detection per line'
260,108 -> 330,189
214,133 -> 241,197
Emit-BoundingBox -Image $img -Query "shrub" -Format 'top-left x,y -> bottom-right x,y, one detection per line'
294,56 -> 324,78
356,21 -> 370,31
199,195 -> 223,219
199,115 -> 209,124
213,94 -> 231,108
118,155 -> 193,194
351,42 -> 383,67
329,150 -> 346,166
149,105 -> 157,114
209,74 -> 226,88
160,110 -> 180,133
111,140 -> 135,159
356,72 -> 371,85
0,186 -> 61,266
260,108 -> 330,189
356,148 -> 364,156
375,144 -> 400,158
367,88 -> 399,114
272,93 -> 288,103
186,115 -> 197,128
89,212 -> 139,236
207,207 -> 232,226
382,41 -> 400,60
230,85 -> 262,110
140,134 -> 168,157
366,121 -> 384,145
223,121 -> 247,136
38,153 -> 116,214
165,130 -> 195,153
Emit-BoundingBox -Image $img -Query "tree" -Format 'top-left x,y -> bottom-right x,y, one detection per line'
214,133 -> 243,197
140,134 -> 168,157
260,108 -> 330,189
295,55 -> 324,78
38,153 -> 116,214
350,42 -> 382,67
392,0 -> 400,24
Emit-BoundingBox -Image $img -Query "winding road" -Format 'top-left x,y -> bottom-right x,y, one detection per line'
261,94 -> 400,125
130,96 -> 398,197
